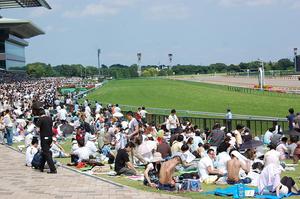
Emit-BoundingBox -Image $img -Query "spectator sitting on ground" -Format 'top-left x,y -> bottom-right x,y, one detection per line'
179,144 -> 196,170
157,138 -> 171,160
233,124 -> 244,148
198,149 -> 224,184
263,127 -> 275,145
264,144 -> 281,167
50,137 -> 69,158
71,139 -> 89,164
207,123 -> 225,148
114,142 -> 138,176
143,152 -> 163,188
71,139 -> 79,153
25,138 -> 39,167
192,143 -> 205,158
171,134 -> 184,155
158,154 -> 183,191
191,130 -> 204,152
287,136 -> 298,159
226,150 -> 251,185
258,164 -> 300,196
85,134 -> 99,158
293,141 -> 300,164
276,137 -> 288,160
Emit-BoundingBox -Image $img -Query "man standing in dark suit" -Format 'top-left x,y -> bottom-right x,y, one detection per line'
35,108 -> 57,174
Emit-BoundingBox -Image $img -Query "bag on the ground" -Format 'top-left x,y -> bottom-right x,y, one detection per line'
179,179 -> 201,192
31,151 -> 43,169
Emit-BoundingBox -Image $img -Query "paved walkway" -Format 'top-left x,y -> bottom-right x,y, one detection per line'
0,145 -> 183,199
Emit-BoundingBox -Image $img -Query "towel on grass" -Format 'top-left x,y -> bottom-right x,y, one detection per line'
203,185 -> 257,198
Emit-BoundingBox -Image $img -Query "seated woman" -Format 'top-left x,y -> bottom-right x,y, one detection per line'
50,137 -> 69,158
258,163 -> 300,196
144,152 -> 163,188
25,138 -> 39,167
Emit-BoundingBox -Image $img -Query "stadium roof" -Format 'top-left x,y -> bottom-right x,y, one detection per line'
0,0 -> 51,9
0,17 -> 44,38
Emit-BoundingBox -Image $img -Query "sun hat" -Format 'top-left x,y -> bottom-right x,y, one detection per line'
151,152 -> 164,162
220,126 -> 226,131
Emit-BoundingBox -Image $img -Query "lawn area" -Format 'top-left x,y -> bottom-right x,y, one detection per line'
86,79 -> 300,118
12,140 -> 300,199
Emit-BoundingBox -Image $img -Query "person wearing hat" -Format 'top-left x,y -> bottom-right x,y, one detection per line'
86,134 -> 98,158
143,152 -> 164,188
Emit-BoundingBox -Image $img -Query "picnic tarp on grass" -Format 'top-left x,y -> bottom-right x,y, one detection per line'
203,184 -> 256,198
204,185 -> 300,199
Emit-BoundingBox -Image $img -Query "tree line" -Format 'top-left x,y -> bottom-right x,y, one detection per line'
13,58 -> 294,78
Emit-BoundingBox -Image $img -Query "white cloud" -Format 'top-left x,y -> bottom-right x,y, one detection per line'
63,0 -> 138,18
145,3 -> 190,20
217,0 -> 277,7
291,1 -> 300,9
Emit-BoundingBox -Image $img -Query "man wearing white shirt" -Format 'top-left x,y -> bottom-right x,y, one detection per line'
114,104 -> 121,113
95,101 -> 102,114
3,110 -> 13,145
140,107 -> 147,123
59,106 -> 68,123
72,140 -> 90,163
198,149 -> 224,184
85,104 -> 91,117
168,109 -> 179,134
86,135 -> 98,157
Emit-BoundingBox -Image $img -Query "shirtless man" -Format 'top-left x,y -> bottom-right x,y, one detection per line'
159,155 -> 182,191
227,150 -> 251,184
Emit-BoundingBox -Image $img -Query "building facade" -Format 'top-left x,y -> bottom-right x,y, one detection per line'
0,18 -> 44,70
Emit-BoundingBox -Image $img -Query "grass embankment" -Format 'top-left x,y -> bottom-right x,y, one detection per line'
12,140 -> 300,199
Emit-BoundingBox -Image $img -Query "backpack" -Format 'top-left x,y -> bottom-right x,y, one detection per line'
31,151 -> 43,169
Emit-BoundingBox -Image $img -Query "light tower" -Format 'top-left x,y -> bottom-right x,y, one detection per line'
137,52 -> 142,76
168,53 -> 173,69
97,49 -> 101,78
294,48 -> 298,72
258,59 -> 265,91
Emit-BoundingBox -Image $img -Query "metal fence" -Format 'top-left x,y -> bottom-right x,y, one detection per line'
145,113 -> 287,136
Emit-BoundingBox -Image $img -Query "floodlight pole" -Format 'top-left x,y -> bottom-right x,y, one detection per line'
294,48 -> 298,73
137,53 -> 142,76
97,49 -> 101,78
168,53 -> 173,69
258,59 -> 265,91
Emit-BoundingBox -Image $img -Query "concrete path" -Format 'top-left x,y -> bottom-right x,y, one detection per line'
0,145 -> 184,199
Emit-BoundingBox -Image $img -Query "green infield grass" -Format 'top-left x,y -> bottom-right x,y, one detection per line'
86,79 -> 300,118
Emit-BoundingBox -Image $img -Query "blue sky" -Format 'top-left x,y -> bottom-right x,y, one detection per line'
1,0 -> 300,66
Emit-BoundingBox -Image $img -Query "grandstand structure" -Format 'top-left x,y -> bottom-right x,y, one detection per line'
0,0 -> 51,71
0,0 -> 51,9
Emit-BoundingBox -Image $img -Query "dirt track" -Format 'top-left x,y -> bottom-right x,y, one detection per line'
171,75 -> 300,90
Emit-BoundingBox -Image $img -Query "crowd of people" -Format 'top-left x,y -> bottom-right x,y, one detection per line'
0,75 -> 300,197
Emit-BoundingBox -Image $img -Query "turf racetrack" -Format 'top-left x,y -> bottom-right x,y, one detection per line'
86,78 -> 300,117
